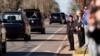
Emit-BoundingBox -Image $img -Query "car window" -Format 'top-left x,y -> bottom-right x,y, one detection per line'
3,13 -> 22,21
51,14 -> 60,16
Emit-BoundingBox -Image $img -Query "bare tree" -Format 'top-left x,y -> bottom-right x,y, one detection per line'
0,0 -> 59,17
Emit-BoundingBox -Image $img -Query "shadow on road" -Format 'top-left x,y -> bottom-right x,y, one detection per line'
7,39 -> 65,41
6,52 -> 72,56
46,33 -> 67,35
31,32 -> 67,35
47,24 -> 66,27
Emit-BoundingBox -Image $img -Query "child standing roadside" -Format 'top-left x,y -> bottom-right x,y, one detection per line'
67,15 -> 75,50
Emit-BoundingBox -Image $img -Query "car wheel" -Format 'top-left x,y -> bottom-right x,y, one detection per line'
2,42 -> 6,54
49,22 -> 52,24
60,21 -> 62,24
41,28 -> 45,34
0,51 -> 2,56
24,35 -> 31,41
63,20 -> 67,24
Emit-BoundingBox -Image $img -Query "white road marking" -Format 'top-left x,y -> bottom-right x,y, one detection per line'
25,25 -> 65,56
53,35 -> 68,56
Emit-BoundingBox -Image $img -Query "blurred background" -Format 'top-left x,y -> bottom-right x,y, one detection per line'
0,0 -> 91,18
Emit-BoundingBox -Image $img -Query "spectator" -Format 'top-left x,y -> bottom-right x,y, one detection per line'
82,0 -> 96,48
87,0 -> 100,56
82,6 -> 89,49
75,10 -> 85,48
87,6 -> 100,56
67,15 -> 75,50
31,12 -> 38,18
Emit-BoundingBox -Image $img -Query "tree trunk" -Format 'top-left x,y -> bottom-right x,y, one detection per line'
79,0 -> 85,10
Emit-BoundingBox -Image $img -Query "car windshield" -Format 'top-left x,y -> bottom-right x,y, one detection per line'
2,13 -> 22,22
51,13 -> 60,17
60,13 -> 65,16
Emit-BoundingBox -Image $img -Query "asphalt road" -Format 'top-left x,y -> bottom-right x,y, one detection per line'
5,20 -> 69,56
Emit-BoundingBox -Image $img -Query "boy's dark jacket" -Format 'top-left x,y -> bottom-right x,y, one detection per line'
67,21 -> 75,33
74,16 -> 84,31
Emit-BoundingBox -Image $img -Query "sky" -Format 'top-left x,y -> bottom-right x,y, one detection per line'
55,0 -> 73,14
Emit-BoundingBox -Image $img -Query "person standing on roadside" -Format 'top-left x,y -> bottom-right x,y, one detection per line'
82,0 -> 96,49
82,6 -> 89,48
87,0 -> 100,56
67,15 -> 75,50
75,10 -> 85,48
88,6 -> 100,56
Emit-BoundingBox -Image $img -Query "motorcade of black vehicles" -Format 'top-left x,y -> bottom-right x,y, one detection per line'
49,13 -> 63,24
0,11 -> 31,41
23,9 -> 45,34
0,19 -> 6,55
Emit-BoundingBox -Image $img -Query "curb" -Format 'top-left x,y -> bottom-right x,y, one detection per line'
73,53 -> 88,56
53,35 -> 68,56
53,45 -> 67,56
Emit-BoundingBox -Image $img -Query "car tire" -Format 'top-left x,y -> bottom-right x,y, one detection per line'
49,21 -> 52,24
0,50 -> 1,54
2,42 -> 6,54
24,35 -> 31,41
60,21 -> 62,24
63,20 -> 67,24
41,28 -> 45,34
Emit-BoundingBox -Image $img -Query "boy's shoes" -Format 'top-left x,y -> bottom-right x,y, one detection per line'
69,48 -> 75,51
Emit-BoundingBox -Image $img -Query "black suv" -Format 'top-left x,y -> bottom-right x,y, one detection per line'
50,13 -> 63,24
1,11 -> 31,41
60,13 -> 66,24
0,19 -> 6,55
23,9 -> 45,34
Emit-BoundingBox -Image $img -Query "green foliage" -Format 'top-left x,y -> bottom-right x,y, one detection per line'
75,48 -> 88,54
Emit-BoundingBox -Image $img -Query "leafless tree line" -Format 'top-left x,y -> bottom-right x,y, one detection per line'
0,0 -> 59,17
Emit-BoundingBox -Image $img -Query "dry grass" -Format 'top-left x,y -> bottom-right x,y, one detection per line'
75,48 -> 88,54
